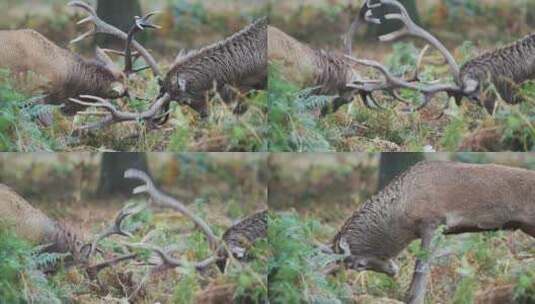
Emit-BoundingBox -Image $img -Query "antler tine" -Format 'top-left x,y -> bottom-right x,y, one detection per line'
372,0 -> 460,83
87,204 -> 145,257
69,1 -> 96,15
345,55 -> 461,111
345,1 -> 381,56
130,243 -> 218,273
124,11 -> 161,75
68,0 -> 161,76
124,169 -> 220,250
68,93 -> 172,131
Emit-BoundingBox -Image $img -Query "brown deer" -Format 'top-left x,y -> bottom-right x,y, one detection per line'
347,0 -> 535,115
332,160 -> 535,304
67,1 -> 268,130
0,184 -> 92,263
159,17 -> 267,121
0,2 -> 162,125
0,30 -> 127,117
268,25 -> 363,115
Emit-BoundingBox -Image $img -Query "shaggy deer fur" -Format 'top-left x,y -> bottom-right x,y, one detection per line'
268,25 -> 362,115
459,32 -> 535,113
332,161 -> 535,303
216,209 -> 268,272
160,17 -> 267,119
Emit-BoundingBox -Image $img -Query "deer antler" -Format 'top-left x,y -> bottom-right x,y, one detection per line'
86,203 -> 146,257
129,243 -> 219,273
124,169 -> 220,250
69,93 -> 172,131
373,0 -> 460,83
345,55 -> 461,110
345,0 -> 381,55
124,12 -> 161,75
68,1 -> 161,77
345,0 -> 463,111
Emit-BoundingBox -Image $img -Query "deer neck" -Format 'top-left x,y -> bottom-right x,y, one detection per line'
335,178 -> 418,260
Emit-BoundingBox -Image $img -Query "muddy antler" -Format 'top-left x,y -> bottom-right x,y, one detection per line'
68,1 -> 161,76
69,93 -> 172,131
124,169 -> 220,250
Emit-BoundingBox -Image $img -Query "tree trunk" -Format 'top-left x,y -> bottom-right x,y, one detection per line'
96,0 -> 144,47
527,2 -> 535,27
367,0 -> 420,38
97,153 -> 150,197
378,152 -> 424,191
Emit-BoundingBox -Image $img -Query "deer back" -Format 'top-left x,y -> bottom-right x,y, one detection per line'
0,29 -> 74,92
268,25 -> 355,96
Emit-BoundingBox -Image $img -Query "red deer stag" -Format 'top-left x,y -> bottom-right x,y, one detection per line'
331,161 -> 535,304
68,1 -> 267,131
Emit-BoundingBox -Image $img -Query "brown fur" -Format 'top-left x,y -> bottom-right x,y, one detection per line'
162,17 -> 267,118
333,161 -> 535,275
268,26 -> 359,115
460,32 -> 535,113
0,29 -> 126,115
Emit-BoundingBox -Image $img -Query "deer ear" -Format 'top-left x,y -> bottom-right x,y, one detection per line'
95,47 -> 123,78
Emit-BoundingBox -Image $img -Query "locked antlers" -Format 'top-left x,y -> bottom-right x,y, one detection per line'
346,0 -> 464,111
69,93 -> 172,131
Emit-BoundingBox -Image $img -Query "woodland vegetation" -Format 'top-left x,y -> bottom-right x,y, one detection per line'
270,0 -> 535,152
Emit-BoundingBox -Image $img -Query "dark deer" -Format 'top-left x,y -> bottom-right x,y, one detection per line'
331,160 -> 535,304
347,0 -> 535,115
68,1 -> 268,130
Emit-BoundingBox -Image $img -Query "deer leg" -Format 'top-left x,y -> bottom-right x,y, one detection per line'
405,222 -> 439,304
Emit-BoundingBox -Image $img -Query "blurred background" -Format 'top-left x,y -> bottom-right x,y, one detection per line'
1,0 -> 268,59
271,0 -> 531,57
